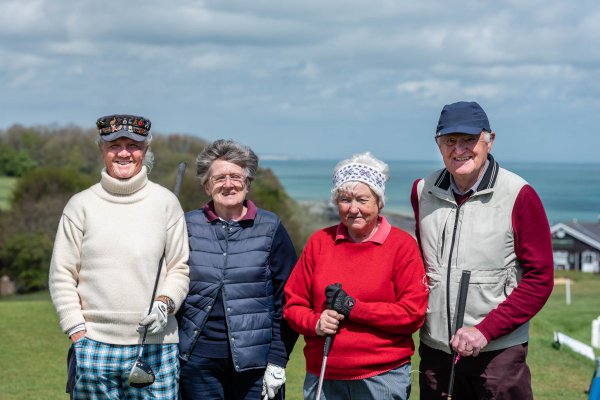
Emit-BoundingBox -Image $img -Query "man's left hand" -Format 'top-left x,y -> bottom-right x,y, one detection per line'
262,363 -> 285,400
450,326 -> 488,357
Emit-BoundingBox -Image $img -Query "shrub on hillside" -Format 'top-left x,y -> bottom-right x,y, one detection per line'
11,166 -> 94,206
0,168 -> 94,274
1,233 -> 53,293
0,144 -> 36,177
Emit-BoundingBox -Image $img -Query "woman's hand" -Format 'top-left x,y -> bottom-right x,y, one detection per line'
315,309 -> 344,336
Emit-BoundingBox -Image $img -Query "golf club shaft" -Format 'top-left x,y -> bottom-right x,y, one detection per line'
139,162 -> 187,352
137,330 -> 146,358
315,335 -> 333,400
447,353 -> 458,400
174,162 -> 186,198
447,270 -> 471,399
315,355 -> 328,400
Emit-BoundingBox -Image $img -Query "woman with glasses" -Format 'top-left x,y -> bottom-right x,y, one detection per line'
178,139 -> 298,400
49,114 -> 190,399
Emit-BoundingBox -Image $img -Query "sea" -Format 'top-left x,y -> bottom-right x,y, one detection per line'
261,159 -> 600,226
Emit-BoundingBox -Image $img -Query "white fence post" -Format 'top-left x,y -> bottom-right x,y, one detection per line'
566,278 -> 571,305
593,317 -> 600,349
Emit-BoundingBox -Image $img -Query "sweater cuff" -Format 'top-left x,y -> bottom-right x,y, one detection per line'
267,354 -> 288,368
67,323 -> 86,337
347,298 -> 361,321
474,322 -> 493,343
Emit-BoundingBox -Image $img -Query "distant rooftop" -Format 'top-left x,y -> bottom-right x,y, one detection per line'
551,220 -> 600,251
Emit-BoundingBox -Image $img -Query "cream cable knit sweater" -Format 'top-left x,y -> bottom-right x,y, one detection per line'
49,167 -> 189,345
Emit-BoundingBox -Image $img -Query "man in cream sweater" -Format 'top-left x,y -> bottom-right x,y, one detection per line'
49,114 -> 189,399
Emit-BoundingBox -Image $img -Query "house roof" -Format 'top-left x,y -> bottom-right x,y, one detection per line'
551,221 -> 600,251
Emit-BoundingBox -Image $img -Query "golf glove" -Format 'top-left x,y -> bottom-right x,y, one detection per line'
325,283 -> 355,318
137,301 -> 168,334
261,363 -> 285,400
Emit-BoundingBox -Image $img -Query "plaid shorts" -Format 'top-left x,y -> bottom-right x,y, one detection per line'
72,337 -> 179,400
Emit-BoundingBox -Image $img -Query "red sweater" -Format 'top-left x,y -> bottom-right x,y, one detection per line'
411,180 -> 554,342
283,217 -> 428,380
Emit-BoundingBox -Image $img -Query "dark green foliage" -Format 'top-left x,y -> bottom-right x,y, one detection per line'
11,167 -> 94,206
1,233 -> 53,292
0,144 -> 36,177
0,167 -> 94,292
146,134 -> 209,212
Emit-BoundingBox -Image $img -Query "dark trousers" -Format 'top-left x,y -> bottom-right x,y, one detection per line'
66,344 -> 76,399
180,354 -> 284,400
419,342 -> 532,400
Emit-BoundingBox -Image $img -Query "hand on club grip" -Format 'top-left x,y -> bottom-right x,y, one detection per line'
138,300 -> 168,334
325,283 -> 355,318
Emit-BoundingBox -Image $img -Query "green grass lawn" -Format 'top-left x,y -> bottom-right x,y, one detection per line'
1,271 -> 598,399
0,176 -> 17,210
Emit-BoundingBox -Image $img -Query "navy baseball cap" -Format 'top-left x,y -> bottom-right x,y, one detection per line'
435,101 -> 491,137
96,114 -> 151,142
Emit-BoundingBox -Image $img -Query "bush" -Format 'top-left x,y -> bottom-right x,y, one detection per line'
11,167 -> 94,206
1,233 -> 53,293
0,144 -> 36,177
1,166 -> 93,243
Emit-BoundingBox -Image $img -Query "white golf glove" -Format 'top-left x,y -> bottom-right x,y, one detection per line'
137,301 -> 168,334
261,363 -> 286,400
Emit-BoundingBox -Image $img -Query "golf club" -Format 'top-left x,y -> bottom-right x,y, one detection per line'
447,270 -> 471,400
173,161 -> 187,198
316,282 -> 342,400
127,161 -> 187,388
315,335 -> 333,400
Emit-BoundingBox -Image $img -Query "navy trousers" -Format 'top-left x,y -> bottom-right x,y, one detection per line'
179,354 -> 284,400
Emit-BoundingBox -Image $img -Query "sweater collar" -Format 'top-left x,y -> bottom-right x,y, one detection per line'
203,199 -> 258,222
100,166 -> 149,196
335,215 -> 391,244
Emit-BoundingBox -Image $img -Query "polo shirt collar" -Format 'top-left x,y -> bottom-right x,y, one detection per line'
335,215 -> 391,244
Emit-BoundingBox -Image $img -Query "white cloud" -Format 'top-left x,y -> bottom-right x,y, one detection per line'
296,62 -> 319,79
0,0 -> 599,162
7,69 -> 37,88
0,0 -> 48,36
188,53 -> 240,70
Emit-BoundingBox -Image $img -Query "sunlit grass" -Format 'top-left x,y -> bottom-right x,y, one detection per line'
1,270 -> 598,399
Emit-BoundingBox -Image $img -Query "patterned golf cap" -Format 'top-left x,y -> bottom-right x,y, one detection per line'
96,114 -> 151,142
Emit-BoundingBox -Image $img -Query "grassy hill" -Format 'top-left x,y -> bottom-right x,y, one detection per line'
0,176 -> 17,210
0,270 -> 598,399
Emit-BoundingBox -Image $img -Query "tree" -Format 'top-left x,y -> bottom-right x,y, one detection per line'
1,233 -> 53,292
0,144 -> 36,177
10,166 -> 94,206
1,166 -> 93,240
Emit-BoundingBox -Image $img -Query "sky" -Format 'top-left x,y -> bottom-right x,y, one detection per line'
1,0 -> 599,163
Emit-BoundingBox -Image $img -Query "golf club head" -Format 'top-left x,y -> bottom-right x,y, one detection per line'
128,358 -> 155,388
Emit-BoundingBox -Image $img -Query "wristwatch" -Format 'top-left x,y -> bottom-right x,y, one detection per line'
156,295 -> 175,314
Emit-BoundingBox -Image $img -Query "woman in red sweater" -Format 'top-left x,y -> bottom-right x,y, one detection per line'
284,152 -> 428,400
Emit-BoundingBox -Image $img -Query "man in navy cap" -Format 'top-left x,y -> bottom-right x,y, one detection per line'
411,101 -> 554,399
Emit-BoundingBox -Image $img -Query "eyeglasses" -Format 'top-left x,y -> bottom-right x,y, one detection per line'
209,173 -> 246,186
436,136 -> 485,148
